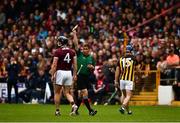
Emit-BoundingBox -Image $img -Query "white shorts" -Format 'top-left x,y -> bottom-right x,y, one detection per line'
55,70 -> 73,86
120,80 -> 134,90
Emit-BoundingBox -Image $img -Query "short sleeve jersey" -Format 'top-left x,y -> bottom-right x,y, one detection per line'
54,47 -> 76,70
77,50 -> 95,75
117,54 -> 136,81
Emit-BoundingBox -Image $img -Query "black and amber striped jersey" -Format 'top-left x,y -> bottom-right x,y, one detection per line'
118,54 -> 136,81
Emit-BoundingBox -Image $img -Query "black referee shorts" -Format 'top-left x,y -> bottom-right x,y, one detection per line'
77,74 -> 89,90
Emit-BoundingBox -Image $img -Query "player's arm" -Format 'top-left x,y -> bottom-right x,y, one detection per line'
49,57 -> 58,81
87,56 -> 95,71
72,55 -> 77,81
72,30 -> 79,52
114,65 -> 120,88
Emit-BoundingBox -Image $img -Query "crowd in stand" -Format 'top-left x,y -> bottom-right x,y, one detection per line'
0,0 -> 179,103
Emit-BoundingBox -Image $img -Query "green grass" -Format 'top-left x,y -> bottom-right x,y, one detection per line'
0,104 -> 180,122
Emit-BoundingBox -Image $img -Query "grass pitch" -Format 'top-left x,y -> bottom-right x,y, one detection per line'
0,104 -> 180,122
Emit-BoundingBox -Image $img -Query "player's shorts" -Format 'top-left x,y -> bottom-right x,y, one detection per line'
120,80 -> 134,90
55,70 -> 72,86
77,74 -> 89,90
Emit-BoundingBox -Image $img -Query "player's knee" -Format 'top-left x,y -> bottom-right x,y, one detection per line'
83,95 -> 88,100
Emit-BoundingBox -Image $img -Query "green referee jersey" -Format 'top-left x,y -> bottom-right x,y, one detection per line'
77,50 -> 95,75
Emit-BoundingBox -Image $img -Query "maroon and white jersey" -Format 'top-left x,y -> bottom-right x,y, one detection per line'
54,47 -> 76,70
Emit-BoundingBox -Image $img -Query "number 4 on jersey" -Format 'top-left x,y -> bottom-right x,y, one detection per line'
64,53 -> 71,63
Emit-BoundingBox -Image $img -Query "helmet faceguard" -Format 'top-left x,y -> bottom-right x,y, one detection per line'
57,36 -> 68,47
126,45 -> 133,52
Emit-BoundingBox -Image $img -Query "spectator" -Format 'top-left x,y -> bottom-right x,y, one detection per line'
0,57 -> 7,82
30,67 -> 47,102
19,67 -> 47,103
92,67 -> 106,105
156,55 -> 168,85
166,48 -> 180,79
0,5 -> 6,29
7,56 -> 20,103
173,68 -> 180,100
142,55 -> 156,91
102,58 -> 118,102
102,58 -> 117,88
134,53 -> 143,93
18,59 -> 29,83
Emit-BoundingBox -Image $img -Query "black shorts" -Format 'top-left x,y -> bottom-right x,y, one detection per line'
77,74 -> 89,90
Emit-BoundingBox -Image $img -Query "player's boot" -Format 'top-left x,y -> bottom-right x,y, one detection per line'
55,110 -> 61,116
75,111 -> 79,115
119,107 -> 125,114
89,109 -> 97,116
70,104 -> 78,116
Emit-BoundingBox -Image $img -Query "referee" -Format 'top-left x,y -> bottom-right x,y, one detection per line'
72,30 -> 97,116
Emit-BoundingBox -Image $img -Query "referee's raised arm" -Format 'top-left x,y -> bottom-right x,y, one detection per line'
72,30 -> 79,52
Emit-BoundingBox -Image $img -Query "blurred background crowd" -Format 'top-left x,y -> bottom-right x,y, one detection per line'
0,0 -> 179,104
